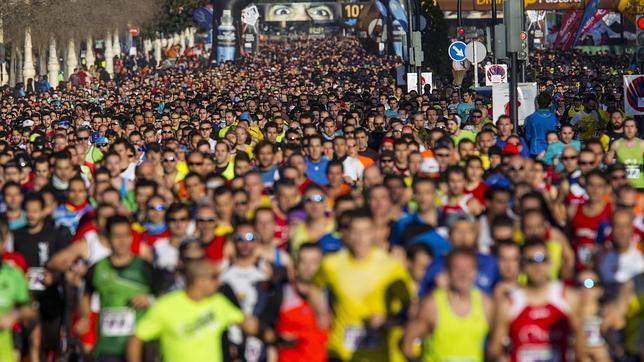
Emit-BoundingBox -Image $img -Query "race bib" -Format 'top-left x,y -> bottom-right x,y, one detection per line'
27,267 -> 46,291
625,164 -> 641,180
576,245 -> 594,265
518,347 -> 561,362
342,325 -> 366,352
245,336 -> 263,362
101,308 -> 135,337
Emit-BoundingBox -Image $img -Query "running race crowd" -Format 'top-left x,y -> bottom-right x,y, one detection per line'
0,36 -> 642,362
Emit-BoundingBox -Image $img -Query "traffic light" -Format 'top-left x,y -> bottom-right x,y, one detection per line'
457,26 -> 465,40
637,15 -> 644,65
517,31 -> 528,60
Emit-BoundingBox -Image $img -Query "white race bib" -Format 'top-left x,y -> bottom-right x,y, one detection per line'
518,347 -> 561,362
27,267 -> 46,291
101,308 -> 135,337
625,164 -> 641,180
342,325 -> 366,352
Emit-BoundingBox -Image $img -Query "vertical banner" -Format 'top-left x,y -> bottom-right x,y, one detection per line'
240,5 -> 260,56
492,83 -> 538,126
576,9 -> 609,41
572,0 -> 600,46
554,10 -> 583,50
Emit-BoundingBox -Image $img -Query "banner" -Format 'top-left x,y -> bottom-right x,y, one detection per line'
572,0 -> 600,46
492,83 -> 538,126
260,3 -> 341,22
406,72 -> 432,93
576,9 -> 609,43
554,10 -> 583,50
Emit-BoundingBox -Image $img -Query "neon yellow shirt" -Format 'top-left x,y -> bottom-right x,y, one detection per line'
314,248 -> 413,361
423,288 -> 488,362
135,291 -> 244,362
0,263 -> 29,362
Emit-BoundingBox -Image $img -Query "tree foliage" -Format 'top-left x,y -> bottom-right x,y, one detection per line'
420,0 -> 451,79
1,0 -> 160,47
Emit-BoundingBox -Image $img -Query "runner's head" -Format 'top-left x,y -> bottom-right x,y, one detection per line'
521,237 -> 550,287
184,258 -> 220,296
106,215 -> 133,256
344,208 -> 375,259
445,247 -> 477,294
623,118 -> 637,139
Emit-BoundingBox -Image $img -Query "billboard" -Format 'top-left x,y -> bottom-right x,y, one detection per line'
259,2 -> 341,22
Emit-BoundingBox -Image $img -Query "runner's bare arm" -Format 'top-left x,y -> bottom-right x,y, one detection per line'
126,335 -> 144,362
566,289 -> 589,362
46,239 -> 88,272
401,294 -> 436,360
487,295 -> 511,361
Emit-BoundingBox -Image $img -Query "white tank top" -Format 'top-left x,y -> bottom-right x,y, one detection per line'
85,230 -> 111,266
219,258 -> 269,315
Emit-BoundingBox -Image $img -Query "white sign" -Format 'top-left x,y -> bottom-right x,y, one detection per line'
623,75 -> 644,115
241,5 -> 260,25
406,72 -> 432,93
485,64 -> 508,86
465,41 -> 487,63
492,82 -> 538,126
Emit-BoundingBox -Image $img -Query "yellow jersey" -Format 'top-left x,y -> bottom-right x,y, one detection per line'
314,248 -> 413,361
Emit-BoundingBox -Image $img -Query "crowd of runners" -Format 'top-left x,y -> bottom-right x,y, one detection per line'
0,36 -> 642,362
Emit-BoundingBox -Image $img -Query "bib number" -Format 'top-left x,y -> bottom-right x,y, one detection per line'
518,347 -> 561,362
342,325 -> 366,352
245,336 -> 263,362
625,164 -> 641,180
101,308 -> 135,337
27,268 -> 46,291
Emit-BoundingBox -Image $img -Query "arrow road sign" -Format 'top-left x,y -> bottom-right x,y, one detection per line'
448,41 -> 467,62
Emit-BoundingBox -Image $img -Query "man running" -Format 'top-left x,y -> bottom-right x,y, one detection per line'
401,247 -> 492,361
127,258 -> 259,362
488,238 -> 586,362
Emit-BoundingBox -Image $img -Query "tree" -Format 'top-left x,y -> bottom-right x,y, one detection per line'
420,0 -> 451,81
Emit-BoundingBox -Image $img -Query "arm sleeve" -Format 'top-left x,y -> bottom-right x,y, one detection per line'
135,300 -> 165,341
213,294 -> 244,328
13,268 -> 29,305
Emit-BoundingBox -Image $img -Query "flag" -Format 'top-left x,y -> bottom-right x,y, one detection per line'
572,0 -> 600,46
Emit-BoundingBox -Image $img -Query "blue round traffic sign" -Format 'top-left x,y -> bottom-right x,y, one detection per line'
448,41 -> 467,62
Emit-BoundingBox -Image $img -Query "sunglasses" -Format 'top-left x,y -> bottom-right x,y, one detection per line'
381,158 -> 394,163
168,217 -> 188,223
162,157 -> 176,163
562,155 -> 577,160
188,162 -> 203,167
233,232 -> 256,242
305,194 -> 326,203
196,216 -> 216,223
577,278 -> 599,289
523,252 -> 548,264
148,204 -> 167,211
579,161 -> 594,166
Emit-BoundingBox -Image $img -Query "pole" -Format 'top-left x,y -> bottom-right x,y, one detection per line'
509,51 -> 518,131
473,45 -> 478,88
491,0 -> 497,61
457,0 -> 462,28
415,0 -> 422,93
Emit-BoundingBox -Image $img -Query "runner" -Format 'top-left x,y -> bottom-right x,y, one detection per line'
401,247 -> 492,361
488,238 -> 586,361
127,258 -> 259,362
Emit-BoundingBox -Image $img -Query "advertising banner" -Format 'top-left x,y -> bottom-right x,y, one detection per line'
492,83 -> 538,126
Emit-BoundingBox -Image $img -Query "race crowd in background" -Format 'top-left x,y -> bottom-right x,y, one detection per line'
0,36 -> 642,362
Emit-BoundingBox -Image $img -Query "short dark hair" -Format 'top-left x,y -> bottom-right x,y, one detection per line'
106,215 -> 131,238
445,246 -> 477,271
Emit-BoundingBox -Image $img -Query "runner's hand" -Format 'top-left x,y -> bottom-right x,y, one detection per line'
129,294 -> 153,310
75,317 -> 90,335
